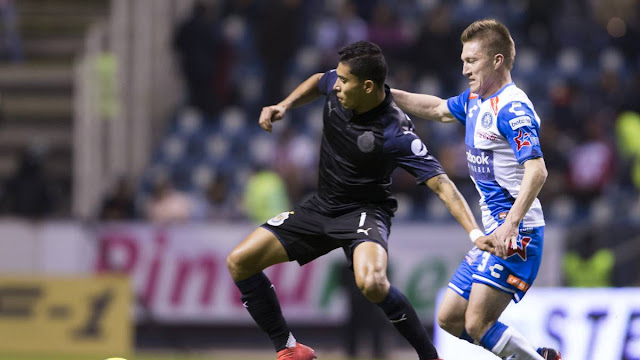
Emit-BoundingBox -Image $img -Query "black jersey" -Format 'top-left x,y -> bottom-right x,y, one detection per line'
308,70 -> 444,215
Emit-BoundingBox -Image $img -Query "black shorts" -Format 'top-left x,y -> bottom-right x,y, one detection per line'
261,200 -> 391,266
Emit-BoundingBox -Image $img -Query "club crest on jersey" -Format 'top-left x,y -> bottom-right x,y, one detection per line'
267,211 -> 293,226
357,131 -> 375,153
481,112 -> 493,129
507,236 -> 531,261
514,129 -> 532,151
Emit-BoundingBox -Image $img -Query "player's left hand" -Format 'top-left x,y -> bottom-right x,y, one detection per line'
493,221 -> 518,257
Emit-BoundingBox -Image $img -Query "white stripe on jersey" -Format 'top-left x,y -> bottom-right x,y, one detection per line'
464,84 -> 545,233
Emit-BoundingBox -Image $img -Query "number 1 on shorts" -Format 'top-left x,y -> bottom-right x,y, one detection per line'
359,212 -> 367,227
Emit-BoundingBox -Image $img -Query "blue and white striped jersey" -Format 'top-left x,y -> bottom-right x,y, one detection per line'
447,83 -> 545,233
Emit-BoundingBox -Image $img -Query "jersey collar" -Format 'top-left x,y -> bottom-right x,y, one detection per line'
352,85 -> 392,122
477,82 -> 514,101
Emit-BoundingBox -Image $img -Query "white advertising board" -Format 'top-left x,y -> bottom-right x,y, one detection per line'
0,220 -> 564,325
434,288 -> 640,360
92,223 -> 562,324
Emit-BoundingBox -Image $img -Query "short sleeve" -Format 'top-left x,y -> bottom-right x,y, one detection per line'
446,88 -> 470,125
390,130 -> 445,184
318,70 -> 338,95
496,101 -> 544,164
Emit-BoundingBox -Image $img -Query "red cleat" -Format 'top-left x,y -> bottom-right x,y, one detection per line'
276,342 -> 317,360
537,347 -> 562,360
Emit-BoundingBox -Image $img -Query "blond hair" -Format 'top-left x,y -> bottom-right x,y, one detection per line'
461,19 -> 516,70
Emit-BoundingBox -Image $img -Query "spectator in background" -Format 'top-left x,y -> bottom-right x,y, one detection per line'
99,176 -> 136,220
411,4 -> 460,90
272,127 -> 317,204
616,111 -> 640,186
242,165 -> 289,224
2,146 -> 55,218
192,175 -> 243,221
173,1 -> 230,117
567,117 -> 615,220
251,0 -> 302,105
366,2 -> 411,67
0,0 -> 22,63
315,1 -> 368,70
562,228 -> 614,287
146,178 -> 193,224
537,122 -> 568,209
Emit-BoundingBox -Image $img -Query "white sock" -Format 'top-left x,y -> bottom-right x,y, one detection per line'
491,327 -> 544,360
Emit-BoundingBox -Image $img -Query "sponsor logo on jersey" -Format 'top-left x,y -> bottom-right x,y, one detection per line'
521,227 -> 534,234
411,138 -> 428,156
477,131 -> 499,141
469,93 -> 479,100
507,274 -> 530,291
468,104 -> 479,119
481,112 -> 493,129
507,236 -> 531,261
509,115 -> 533,130
514,129 -> 532,151
490,96 -> 499,115
466,147 -> 494,180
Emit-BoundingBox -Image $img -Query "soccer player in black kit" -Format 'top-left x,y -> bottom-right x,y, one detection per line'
227,41 -> 497,360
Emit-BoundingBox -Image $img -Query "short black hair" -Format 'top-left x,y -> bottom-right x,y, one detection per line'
337,41 -> 387,87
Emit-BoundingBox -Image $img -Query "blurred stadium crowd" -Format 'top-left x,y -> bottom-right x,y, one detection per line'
131,0 -> 640,226
0,0 -> 639,283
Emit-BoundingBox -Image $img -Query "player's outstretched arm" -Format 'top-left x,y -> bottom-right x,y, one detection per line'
426,174 -> 506,255
259,73 -> 324,132
493,157 -> 548,249
391,89 -> 457,123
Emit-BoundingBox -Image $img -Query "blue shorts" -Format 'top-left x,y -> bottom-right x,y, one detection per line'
448,226 -> 544,303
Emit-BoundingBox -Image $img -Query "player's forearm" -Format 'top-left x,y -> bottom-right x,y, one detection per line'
505,158 -> 547,226
278,73 -> 323,110
391,89 -> 451,122
427,175 -> 480,234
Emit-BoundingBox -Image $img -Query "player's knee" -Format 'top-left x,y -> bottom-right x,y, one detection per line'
437,309 -> 462,335
358,271 -> 389,303
464,314 -> 489,341
226,250 -> 249,281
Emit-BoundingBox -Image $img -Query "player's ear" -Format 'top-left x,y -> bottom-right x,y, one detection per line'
363,79 -> 375,94
494,53 -> 504,70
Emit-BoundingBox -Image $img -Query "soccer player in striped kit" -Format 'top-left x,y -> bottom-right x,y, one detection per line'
393,19 -> 561,360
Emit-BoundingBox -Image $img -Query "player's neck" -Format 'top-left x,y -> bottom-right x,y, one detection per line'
354,88 -> 386,114
479,73 -> 512,99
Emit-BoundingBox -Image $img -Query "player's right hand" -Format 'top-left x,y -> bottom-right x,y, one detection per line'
259,104 -> 286,133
